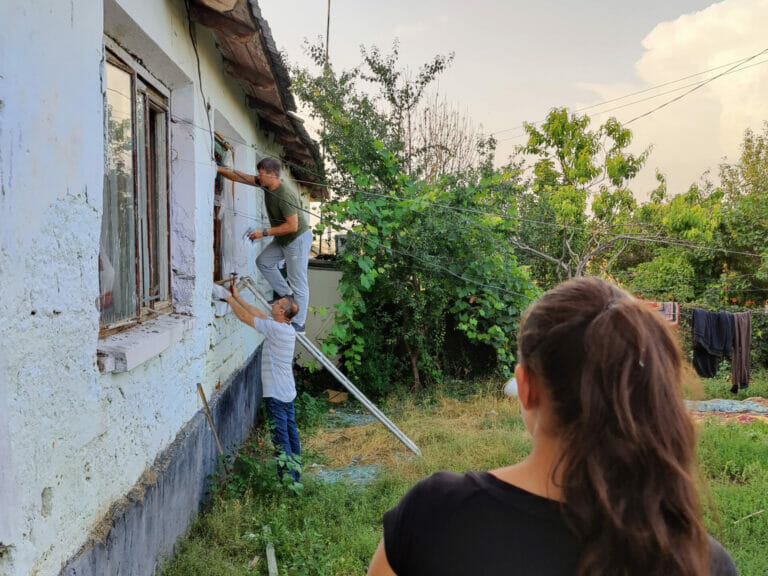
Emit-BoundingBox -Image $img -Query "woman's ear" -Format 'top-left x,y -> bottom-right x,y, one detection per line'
515,364 -> 539,411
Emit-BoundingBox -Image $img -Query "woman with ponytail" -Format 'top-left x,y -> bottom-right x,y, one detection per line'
367,277 -> 737,576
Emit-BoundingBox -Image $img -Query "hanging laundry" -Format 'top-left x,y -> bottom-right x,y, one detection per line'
642,300 -> 680,325
691,309 -> 734,378
731,311 -> 752,393
659,301 -> 679,325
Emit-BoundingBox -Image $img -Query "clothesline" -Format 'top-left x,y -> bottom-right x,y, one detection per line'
678,305 -> 768,315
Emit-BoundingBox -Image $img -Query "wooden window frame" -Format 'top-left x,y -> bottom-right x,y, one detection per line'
100,47 -> 171,337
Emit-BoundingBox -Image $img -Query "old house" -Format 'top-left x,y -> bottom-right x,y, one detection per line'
0,1 -> 322,574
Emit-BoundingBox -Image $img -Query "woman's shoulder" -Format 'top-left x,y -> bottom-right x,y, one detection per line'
410,469 -> 495,495
708,536 -> 739,576
407,469 -> 558,511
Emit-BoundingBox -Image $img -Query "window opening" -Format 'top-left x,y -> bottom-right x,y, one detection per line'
213,134 -> 235,282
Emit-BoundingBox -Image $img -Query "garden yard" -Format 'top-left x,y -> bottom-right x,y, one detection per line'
162,370 -> 768,576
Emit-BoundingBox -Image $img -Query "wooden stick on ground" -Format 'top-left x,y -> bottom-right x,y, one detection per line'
734,509 -> 765,524
264,525 -> 279,576
197,383 -> 226,461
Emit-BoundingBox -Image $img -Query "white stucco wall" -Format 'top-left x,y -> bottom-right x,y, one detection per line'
0,1 -> 309,574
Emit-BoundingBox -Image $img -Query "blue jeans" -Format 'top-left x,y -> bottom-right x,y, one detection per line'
263,397 -> 301,481
256,229 -> 313,326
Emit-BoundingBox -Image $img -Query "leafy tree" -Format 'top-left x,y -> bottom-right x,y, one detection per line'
617,179 -> 725,303
508,109 -> 653,285
292,45 -> 536,392
718,123 -> 768,303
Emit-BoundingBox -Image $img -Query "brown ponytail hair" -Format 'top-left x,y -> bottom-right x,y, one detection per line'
517,277 -> 709,576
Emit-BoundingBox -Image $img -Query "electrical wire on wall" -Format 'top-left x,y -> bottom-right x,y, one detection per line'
168,13 -> 765,302
183,0 -> 215,160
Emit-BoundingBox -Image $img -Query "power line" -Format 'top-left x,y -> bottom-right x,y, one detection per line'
300,181 -> 764,260
490,50 -> 768,138
626,47 -> 768,125
183,0 -> 214,160
173,150 -> 765,262
168,92 -> 767,263
201,164 -> 535,298
497,57 -> 768,143
226,206 -> 533,299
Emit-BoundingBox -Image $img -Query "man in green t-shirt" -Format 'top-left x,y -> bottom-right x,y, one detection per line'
216,157 -> 312,332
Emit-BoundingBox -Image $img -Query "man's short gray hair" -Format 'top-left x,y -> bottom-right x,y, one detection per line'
257,157 -> 281,177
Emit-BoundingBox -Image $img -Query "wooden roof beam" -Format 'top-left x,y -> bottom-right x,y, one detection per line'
246,95 -> 286,118
189,3 -> 255,41
286,151 -> 315,164
223,59 -> 274,89
260,121 -> 293,138
196,0 -> 238,11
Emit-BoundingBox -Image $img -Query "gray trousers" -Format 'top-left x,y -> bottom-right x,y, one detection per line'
256,229 -> 312,325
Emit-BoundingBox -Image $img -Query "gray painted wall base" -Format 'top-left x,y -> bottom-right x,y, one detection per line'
60,347 -> 263,576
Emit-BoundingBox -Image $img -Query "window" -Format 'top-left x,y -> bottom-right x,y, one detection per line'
99,51 -> 170,331
213,134 -> 235,283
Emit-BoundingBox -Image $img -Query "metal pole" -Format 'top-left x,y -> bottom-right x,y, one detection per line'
324,0 -> 331,75
239,277 -> 421,457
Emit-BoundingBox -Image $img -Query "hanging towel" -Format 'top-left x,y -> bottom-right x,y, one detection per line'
731,311 -> 752,392
691,309 -> 734,378
642,300 -> 679,324
659,302 -> 680,325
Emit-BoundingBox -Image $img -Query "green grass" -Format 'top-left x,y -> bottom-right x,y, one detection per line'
162,384 -> 768,576
700,365 -> 768,400
697,422 -> 768,576
161,479 -> 404,576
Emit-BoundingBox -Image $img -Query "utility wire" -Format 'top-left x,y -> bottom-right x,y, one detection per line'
169,118 -> 746,258
490,51 -> 768,138
626,47 -> 768,125
496,57 -> 768,143
225,205 -> 533,299
173,152 -> 765,261
183,0 -> 214,160
199,157 -> 533,297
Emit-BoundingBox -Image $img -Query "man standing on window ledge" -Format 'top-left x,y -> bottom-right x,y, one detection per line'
217,157 -> 311,333
221,283 -> 302,482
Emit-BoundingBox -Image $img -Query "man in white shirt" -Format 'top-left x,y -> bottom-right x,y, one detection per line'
224,284 -> 301,482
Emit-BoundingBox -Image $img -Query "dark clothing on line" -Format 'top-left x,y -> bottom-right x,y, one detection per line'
731,311 -> 752,392
692,309 -> 734,378
383,470 -> 738,576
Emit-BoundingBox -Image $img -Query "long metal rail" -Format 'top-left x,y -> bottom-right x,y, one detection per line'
239,277 -> 422,457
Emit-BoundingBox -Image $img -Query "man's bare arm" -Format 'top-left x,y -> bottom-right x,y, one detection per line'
228,284 -> 267,319
248,214 -> 299,240
216,166 -> 258,187
226,295 -> 256,327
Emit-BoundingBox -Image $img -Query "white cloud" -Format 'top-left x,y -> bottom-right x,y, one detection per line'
582,0 -> 768,197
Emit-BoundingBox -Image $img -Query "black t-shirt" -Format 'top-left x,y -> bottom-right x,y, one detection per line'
383,470 -> 738,576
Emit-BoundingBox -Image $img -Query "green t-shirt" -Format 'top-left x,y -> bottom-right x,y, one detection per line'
263,183 -> 309,246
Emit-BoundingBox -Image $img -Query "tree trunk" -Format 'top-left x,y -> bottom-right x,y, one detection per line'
407,108 -> 412,176
402,307 -> 421,392
403,338 -> 421,392
409,347 -> 421,392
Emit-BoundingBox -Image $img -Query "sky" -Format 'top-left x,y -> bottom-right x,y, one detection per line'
259,0 -> 768,197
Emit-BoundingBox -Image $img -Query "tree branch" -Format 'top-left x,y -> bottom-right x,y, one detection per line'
510,237 -> 569,271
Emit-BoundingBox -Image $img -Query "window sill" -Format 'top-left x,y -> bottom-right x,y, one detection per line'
97,313 -> 196,373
